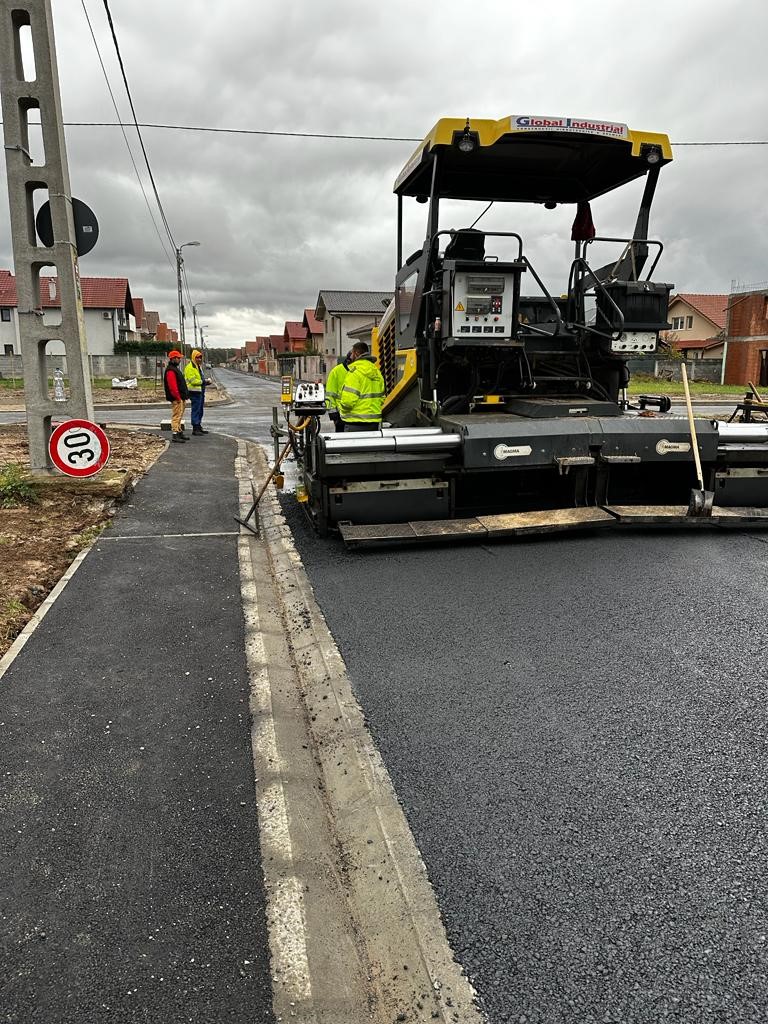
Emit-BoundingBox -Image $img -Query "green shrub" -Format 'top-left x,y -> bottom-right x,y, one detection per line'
0,464 -> 39,508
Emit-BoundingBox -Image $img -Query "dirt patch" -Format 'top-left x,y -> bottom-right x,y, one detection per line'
0,424 -> 166,660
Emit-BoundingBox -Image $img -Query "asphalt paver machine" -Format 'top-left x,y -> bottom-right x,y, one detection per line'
297,114 -> 768,543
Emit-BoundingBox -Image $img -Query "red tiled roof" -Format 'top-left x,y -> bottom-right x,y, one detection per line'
245,340 -> 261,355
133,296 -> 147,330
0,270 -> 14,305
303,307 -> 323,335
81,277 -> 132,311
672,293 -> 728,331
0,270 -> 132,312
269,333 -> 288,353
285,321 -> 308,342
674,338 -> 724,351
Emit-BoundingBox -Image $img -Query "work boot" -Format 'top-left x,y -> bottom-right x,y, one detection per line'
172,432 -> 187,443
192,426 -> 208,435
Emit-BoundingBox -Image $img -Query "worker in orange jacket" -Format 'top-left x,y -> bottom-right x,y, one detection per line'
163,350 -> 189,443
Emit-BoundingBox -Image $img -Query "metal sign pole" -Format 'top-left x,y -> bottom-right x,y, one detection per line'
0,0 -> 94,469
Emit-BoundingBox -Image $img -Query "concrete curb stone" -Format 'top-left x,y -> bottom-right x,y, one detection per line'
243,442 -> 486,1024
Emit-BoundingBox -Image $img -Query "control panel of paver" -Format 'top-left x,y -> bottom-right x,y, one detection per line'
452,272 -> 518,339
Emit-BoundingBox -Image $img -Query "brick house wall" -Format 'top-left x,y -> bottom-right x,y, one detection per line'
723,291 -> 768,386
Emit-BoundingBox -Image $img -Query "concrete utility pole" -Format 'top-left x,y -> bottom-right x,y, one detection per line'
192,302 -> 205,351
0,0 -> 94,468
175,240 -> 200,356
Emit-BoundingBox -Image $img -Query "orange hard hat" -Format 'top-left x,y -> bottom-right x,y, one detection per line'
168,350 -> 183,359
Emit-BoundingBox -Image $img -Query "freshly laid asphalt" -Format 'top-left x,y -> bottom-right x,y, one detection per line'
285,502 -> 768,1024
0,431 -> 275,1024
5,370 -> 768,1024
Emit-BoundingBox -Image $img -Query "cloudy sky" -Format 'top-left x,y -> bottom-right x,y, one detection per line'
1,0 -> 766,347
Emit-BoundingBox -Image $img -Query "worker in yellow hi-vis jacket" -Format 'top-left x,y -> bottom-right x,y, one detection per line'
184,349 -> 211,436
338,342 -> 385,431
325,350 -> 352,432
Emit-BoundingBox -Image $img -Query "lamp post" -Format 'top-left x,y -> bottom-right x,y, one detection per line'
199,325 -> 209,366
176,240 -> 200,355
192,302 -> 206,351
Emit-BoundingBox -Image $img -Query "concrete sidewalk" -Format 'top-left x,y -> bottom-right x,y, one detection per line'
0,434 -> 275,1024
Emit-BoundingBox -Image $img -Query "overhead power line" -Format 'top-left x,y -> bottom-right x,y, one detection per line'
673,141 -> 768,147
181,263 -> 195,330
33,122 -> 768,147
79,0 -> 176,274
97,0 -> 203,333
99,0 -> 177,252
61,123 -> 423,143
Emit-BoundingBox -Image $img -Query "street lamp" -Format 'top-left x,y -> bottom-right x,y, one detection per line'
192,302 -> 206,350
176,240 -> 200,354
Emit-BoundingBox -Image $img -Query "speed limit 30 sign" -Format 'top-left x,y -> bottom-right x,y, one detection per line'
49,419 -> 111,478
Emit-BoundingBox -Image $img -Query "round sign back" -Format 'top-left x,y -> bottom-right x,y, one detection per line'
36,197 -> 99,257
49,419 -> 110,478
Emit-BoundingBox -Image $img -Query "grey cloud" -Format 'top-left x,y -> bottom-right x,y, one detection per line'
0,0 -> 765,345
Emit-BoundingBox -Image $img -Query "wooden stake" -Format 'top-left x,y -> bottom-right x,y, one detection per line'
681,363 -> 704,491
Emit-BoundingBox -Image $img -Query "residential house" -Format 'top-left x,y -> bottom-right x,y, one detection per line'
145,310 -> 161,338
132,296 -> 148,338
156,322 -> 178,344
0,272 -> 18,356
663,293 -> 727,354
723,287 -> 768,387
347,321 -> 378,347
674,337 -> 725,361
244,340 -> 261,359
284,321 -> 309,353
0,269 -> 136,356
302,307 -> 324,351
314,290 -> 394,359
241,339 -> 265,371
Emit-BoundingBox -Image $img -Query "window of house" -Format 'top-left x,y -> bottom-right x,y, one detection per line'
671,316 -> 685,330
685,316 -> 693,329
0,308 -> 10,322
4,343 -> 14,355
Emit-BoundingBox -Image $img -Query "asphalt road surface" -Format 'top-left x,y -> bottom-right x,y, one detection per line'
7,371 -> 768,1021
0,372 -> 740,434
284,507 -> 768,1023
0,369 -> 281,443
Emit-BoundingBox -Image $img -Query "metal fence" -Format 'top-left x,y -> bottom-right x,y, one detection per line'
0,353 -> 162,380
627,357 -> 723,383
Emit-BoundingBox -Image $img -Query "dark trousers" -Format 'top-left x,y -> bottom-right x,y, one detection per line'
334,418 -> 345,433
342,422 -> 381,431
190,391 -> 204,427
